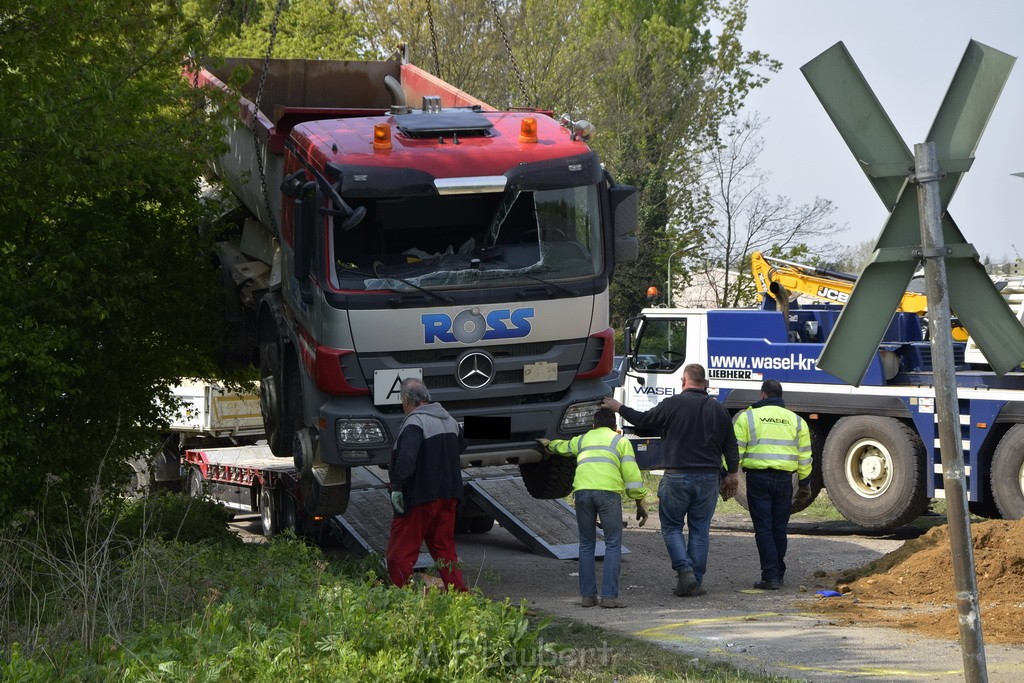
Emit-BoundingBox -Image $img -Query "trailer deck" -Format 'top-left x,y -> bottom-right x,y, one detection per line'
184,447 -> 625,569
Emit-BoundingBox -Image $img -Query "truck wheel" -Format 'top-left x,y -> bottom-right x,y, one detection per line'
520,456 -> 576,499
469,515 -> 496,534
260,339 -> 301,457
822,416 -> 928,529
300,476 -> 351,517
991,425 -> 1024,519
259,486 -> 280,537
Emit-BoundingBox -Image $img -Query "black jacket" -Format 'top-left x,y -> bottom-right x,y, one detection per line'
618,387 -> 739,474
389,402 -> 466,513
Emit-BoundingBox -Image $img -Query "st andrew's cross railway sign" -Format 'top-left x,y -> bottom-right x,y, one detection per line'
801,40 -> 1024,386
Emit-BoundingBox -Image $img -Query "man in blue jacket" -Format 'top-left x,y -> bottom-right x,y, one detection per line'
603,363 -> 739,597
386,378 -> 469,592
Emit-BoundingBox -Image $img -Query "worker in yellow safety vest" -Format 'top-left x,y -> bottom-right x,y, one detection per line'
540,407 -> 647,609
734,379 -> 812,591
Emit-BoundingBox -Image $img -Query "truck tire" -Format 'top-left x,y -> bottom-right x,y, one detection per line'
732,423 -> 825,514
991,425 -> 1024,519
733,470 -> 823,514
821,416 -> 928,529
260,339 -> 301,457
259,486 -> 280,537
519,456 -> 576,499
299,473 -> 352,517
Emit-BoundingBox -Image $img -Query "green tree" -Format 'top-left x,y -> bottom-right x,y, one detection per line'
0,1 -> 231,512
209,0 -> 375,59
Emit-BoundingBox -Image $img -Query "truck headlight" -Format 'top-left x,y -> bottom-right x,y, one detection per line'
336,418 -> 387,445
560,401 -> 601,431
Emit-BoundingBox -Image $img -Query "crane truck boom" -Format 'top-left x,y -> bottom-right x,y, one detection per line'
192,55 -> 638,516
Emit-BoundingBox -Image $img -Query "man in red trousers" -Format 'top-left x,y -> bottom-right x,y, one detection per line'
385,377 -> 469,592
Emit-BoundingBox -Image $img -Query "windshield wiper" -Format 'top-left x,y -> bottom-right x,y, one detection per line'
337,265 -> 454,305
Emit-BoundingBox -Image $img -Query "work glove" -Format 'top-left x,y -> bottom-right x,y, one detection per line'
792,485 -> 813,509
390,491 -> 405,514
536,438 -> 552,460
635,501 -> 648,527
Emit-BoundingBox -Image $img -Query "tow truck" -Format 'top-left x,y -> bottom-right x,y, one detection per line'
614,299 -> 1024,529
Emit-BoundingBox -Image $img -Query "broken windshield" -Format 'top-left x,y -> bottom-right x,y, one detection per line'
329,184 -> 604,292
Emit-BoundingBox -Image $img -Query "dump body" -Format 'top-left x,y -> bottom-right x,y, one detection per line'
195,57 -> 638,515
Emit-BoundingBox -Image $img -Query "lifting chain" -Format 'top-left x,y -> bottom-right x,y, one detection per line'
189,0 -> 230,89
426,0 -> 442,79
488,0 -> 529,105
250,0 -> 287,237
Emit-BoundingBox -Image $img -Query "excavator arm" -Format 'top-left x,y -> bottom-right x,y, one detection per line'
750,252 -> 966,340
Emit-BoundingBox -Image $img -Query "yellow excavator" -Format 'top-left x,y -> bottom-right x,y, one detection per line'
750,251 -> 969,341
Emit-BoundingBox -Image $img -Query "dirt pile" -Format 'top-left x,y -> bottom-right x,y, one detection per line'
807,518 -> 1024,644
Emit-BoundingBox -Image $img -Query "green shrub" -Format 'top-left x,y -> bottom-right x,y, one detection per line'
115,491 -> 240,546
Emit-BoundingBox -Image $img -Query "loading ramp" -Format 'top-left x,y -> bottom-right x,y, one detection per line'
330,465 -> 626,569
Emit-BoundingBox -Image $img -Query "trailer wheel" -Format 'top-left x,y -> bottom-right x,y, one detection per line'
520,455 -> 576,499
282,495 -> 307,536
991,425 -> 1024,520
469,515 -> 496,534
822,416 -> 928,529
259,486 -> 280,537
260,339 -> 301,457
186,467 -> 205,499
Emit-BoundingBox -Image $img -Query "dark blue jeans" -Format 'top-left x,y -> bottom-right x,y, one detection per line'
745,468 -> 794,583
657,472 -> 719,584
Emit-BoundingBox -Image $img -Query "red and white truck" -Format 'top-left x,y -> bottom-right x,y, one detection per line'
192,54 -> 638,516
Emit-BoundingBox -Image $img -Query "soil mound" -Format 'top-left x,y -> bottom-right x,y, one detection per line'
806,518 -> 1024,644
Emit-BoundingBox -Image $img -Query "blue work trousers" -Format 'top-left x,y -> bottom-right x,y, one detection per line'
574,489 -> 623,599
745,468 -> 794,583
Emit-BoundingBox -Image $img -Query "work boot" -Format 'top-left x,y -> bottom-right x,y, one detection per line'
673,569 -> 698,597
581,595 -> 597,608
600,597 -> 626,608
753,579 -> 781,590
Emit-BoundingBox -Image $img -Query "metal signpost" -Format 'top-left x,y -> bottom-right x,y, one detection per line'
801,40 -> 1024,683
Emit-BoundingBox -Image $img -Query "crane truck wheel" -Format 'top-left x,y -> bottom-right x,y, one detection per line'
731,424 -> 824,513
260,338 -> 301,457
821,416 -> 928,529
991,425 -> 1024,519
519,455 -> 576,499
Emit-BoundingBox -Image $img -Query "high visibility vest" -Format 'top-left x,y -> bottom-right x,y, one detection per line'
548,427 -> 647,500
734,405 -> 812,479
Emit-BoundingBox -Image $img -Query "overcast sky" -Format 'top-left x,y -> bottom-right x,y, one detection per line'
739,0 -> 1023,263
